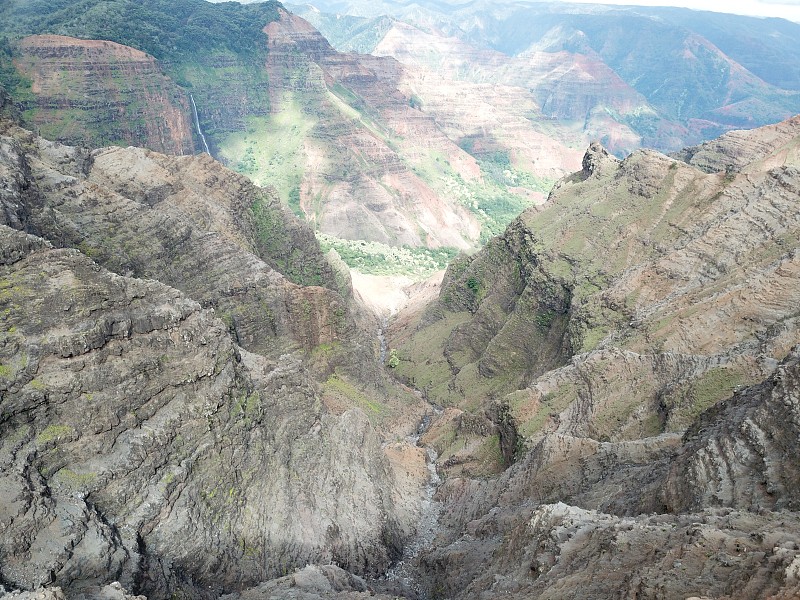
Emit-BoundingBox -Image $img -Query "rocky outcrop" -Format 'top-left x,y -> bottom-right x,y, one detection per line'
657,347 -> 800,513
13,36 -> 195,155
0,223 -> 418,598
423,501 -> 800,600
379,114 -> 800,600
1,122 -> 359,366
390,114 -> 800,496
412,347 -> 800,599
220,565 -> 397,600
673,114 -> 800,173
0,119 -> 431,598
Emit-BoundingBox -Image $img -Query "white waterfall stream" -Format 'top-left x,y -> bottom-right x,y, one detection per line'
189,93 -> 211,155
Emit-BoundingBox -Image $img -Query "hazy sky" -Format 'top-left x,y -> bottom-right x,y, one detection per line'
559,0 -> 800,21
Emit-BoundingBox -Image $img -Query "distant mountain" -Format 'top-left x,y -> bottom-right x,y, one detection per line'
291,0 -> 800,152
3,0 -> 800,273
1,0 -> 564,260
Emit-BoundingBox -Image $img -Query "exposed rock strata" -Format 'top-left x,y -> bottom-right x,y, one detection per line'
0,121 -> 429,598
387,115 -> 800,600
260,9 -> 481,249
423,501 -> 800,600
393,116 -> 800,464
0,222 -> 418,598
14,36 -> 195,155
418,349 -> 800,599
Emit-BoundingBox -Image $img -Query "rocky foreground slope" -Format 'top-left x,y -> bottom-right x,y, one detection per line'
2,98 -> 800,599
0,103 -> 430,598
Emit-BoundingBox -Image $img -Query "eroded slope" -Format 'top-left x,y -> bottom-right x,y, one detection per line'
0,115 -> 430,598
393,116 -> 800,473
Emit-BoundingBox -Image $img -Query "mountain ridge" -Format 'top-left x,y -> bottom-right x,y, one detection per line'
293,0 -> 800,152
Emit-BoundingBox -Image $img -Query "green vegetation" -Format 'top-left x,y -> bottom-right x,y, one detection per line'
219,107 -> 315,215
475,434 -> 505,471
667,367 -> 746,430
0,0 -> 280,62
317,233 -> 458,279
511,385 -> 578,439
231,391 -> 262,426
0,37 -> 33,102
54,467 -> 97,491
36,424 -> 75,444
298,11 -> 393,54
250,193 -> 331,288
429,150 -> 555,244
0,0 -> 278,148
324,372 -> 385,416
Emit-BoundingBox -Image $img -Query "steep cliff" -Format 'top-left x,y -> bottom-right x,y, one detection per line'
386,117 -> 800,599
13,35 -> 196,155
0,120 -> 430,598
393,116 -> 800,473
230,8 -> 482,250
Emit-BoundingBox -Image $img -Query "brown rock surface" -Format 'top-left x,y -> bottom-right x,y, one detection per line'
394,115 -> 800,446
14,36 -> 195,155
387,115 -> 800,600
259,9 -> 481,249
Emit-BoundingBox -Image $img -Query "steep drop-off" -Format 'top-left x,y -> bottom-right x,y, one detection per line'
13,35 -> 196,155
250,8 -> 482,250
393,116 -> 800,474
384,116 -> 800,600
0,112 -> 431,598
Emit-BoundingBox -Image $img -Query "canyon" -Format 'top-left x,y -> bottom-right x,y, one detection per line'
1,1 -> 800,599
2,91 -> 800,599
5,0 -> 800,269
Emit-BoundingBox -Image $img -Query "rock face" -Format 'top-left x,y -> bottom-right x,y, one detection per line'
415,349 -> 800,599
424,501 -> 800,600
394,116 -> 800,454
0,120 -> 430,598
256,9 -> 481,249
388,117 -> 800,599
368,18 -> 635,164
13,36 -> 196,155
3,2 -> 484,251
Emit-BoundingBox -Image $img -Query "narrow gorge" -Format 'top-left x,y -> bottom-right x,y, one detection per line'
1,1 -> 800,599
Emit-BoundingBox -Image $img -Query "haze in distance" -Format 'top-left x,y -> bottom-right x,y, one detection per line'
538,0 -> 800,21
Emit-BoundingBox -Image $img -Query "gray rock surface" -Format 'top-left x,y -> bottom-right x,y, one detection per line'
3,109 -> 800,600
0,118 -> 429,598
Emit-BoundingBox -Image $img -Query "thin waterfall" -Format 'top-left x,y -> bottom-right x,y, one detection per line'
189,93 -> 211,155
